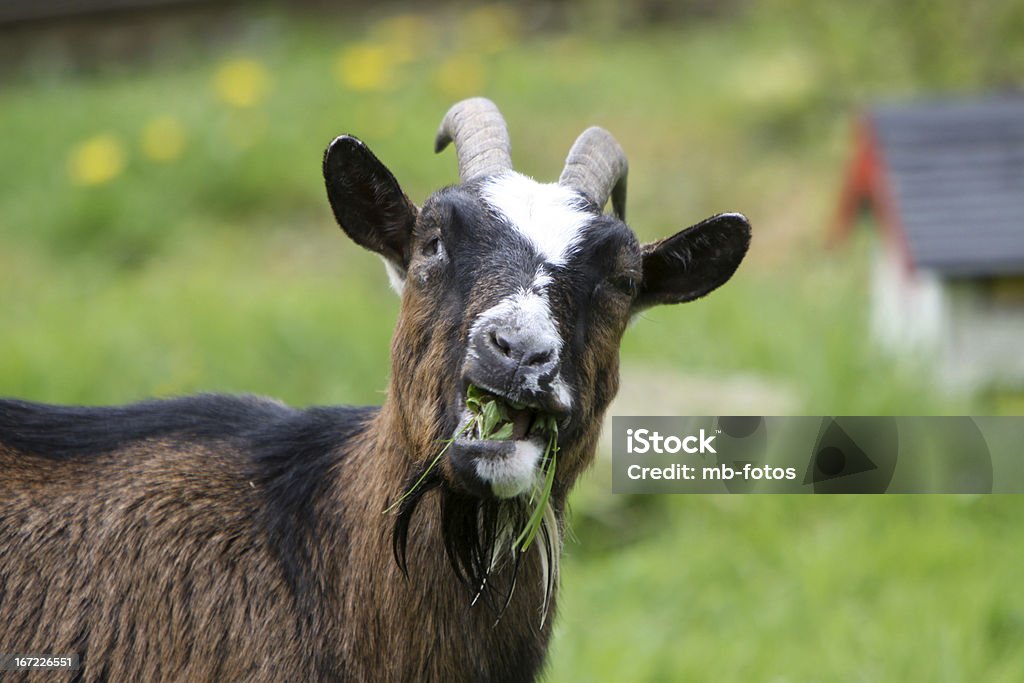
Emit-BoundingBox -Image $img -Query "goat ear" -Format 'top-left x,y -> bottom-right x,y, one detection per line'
323,135 -> 418,274
634,212 -> 750,311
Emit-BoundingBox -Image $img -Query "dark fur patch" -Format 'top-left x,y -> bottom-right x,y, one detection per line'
392,474 -> 540,620
245,405 -> 376,615
0,394 -> 291,460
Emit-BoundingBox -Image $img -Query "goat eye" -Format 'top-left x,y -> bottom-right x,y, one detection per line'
421,236 -> 444,259
607,274 -> 639,297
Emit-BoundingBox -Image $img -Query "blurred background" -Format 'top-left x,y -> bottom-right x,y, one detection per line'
1,0 -> 1023,680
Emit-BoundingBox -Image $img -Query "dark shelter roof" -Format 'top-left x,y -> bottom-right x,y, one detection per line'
871,96 -> 1024,277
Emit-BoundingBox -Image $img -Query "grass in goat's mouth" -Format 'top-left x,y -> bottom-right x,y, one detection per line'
464,384 -> 555,442
386,384 -> 559,553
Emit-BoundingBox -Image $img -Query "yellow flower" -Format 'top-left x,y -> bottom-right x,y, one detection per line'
213,58 -> 271,108
434,54 -> 485,100
335,42 -> 400,92
140,116 -> 186,163
68,134 -> 126,186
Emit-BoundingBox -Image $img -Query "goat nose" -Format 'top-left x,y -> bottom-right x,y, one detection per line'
485,327 -> 556,369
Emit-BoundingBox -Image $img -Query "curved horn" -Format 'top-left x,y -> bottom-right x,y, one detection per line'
559,126 -> 628,220
434,98 -> 512,182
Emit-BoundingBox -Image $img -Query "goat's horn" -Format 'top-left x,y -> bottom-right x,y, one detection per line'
559,126 -> 628,220
434,98 -> 513,182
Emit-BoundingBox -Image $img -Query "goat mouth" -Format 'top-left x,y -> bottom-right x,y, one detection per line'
446,383 -> 560,500
458,384 -> 558,443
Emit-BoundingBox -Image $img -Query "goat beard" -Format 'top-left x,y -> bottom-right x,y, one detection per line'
391,467 -> 559,624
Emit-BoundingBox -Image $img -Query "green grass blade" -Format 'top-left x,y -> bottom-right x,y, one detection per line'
489,422 -> 514,441
516,435 -> 558,552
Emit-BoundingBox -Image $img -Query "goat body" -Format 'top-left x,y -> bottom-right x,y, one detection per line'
0,98 -> 750,682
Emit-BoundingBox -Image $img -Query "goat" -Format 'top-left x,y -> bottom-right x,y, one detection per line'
0,98 -> 750,682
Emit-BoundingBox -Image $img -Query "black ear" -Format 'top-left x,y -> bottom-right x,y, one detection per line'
634,212 -> 750,311
323,135 -> 418,272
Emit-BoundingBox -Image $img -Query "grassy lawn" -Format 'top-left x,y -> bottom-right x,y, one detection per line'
552,494 -> 1024,682
1,2 -> 1021,680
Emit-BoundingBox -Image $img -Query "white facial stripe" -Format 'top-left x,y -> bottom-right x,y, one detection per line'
475,440 -> 543,498
481,171 -> 590,266
513,289 -> 559,347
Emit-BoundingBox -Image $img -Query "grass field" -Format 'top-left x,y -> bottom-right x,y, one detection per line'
1,2 -> 1022,680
